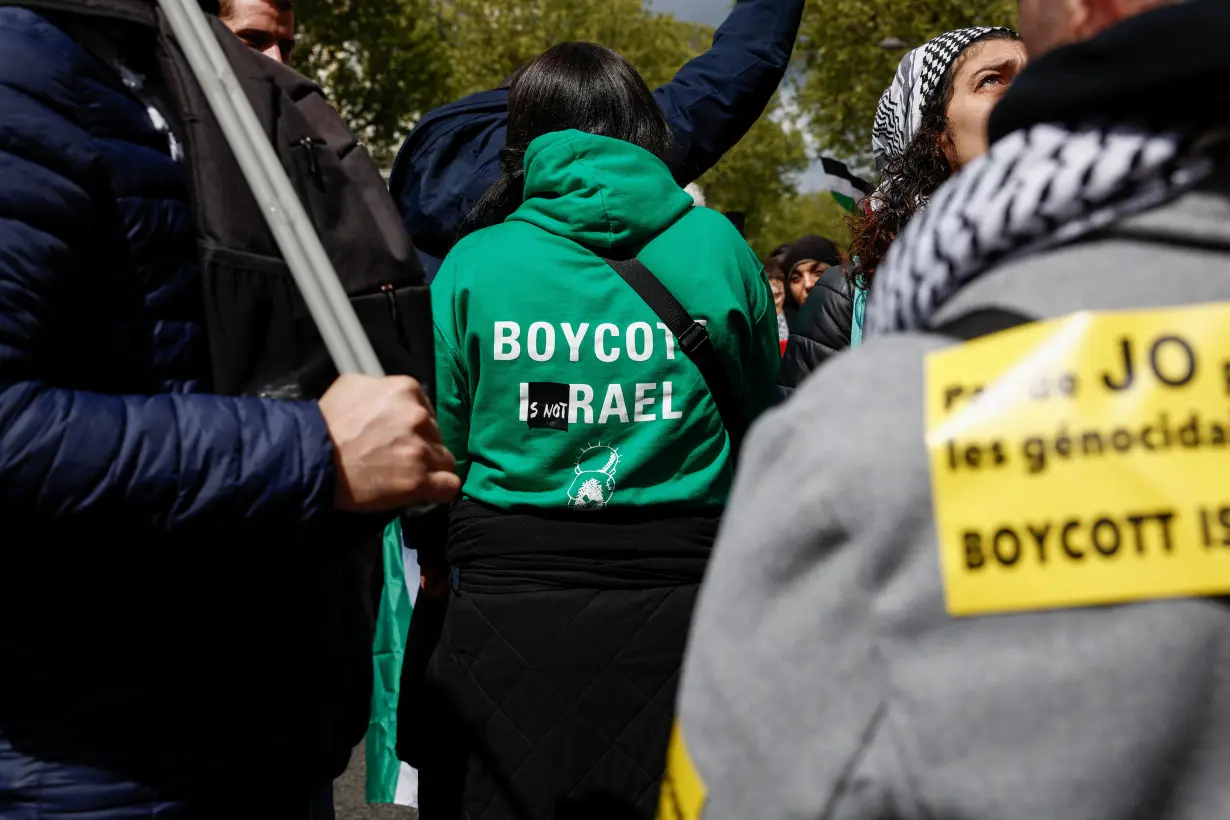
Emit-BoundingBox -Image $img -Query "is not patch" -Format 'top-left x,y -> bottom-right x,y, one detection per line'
526,381 -> 570,431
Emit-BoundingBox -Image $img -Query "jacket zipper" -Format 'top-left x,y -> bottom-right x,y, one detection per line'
296,136 -> 326,187
380,284 -> 413,351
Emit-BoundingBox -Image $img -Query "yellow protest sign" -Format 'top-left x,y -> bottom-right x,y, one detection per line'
926,302 -> 1230,617
657,721 -> 707,820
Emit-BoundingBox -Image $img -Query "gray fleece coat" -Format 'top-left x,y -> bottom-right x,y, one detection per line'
674,165 -> 1230,818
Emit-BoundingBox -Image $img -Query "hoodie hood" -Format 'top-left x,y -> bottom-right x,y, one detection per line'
508,130 -> 693,251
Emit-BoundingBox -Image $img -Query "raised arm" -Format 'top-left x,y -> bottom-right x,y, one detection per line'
654,0 -> 806,184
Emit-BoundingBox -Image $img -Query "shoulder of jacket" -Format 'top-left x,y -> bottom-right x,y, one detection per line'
674,205 -> 739,235
815,265 -> 853,297
438,222 -> 540,278
797,275 -> 852,341
0,13 -> 113,175
674,207 -> 763,268
0,9 -> 92,88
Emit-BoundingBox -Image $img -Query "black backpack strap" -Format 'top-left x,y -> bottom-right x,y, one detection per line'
930,306 -> 1037,342
602,256 -> 746,454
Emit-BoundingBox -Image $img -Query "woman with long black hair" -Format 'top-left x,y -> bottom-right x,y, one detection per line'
411,42 -> 780,820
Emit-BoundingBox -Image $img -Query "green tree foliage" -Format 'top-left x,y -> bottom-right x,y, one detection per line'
294,0 -> 836,257
295,0 -> 452,164
437,0 -> 711,99
434,0 -> 810,258
696,105 -> 809,258
294,0 -> 713,163
796,0 -> 1017,163
761,193 -> 853,258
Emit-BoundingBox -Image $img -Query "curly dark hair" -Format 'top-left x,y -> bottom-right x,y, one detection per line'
846,30 -> 1020,291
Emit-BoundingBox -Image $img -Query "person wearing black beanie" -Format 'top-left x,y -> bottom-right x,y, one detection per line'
777,232 -> 849,396
779,235 -> 841,332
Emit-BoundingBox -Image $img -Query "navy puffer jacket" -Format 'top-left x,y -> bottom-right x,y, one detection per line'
0,8 -> 350,814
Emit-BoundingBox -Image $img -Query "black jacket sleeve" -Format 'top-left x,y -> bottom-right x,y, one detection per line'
779,266 -> 854,396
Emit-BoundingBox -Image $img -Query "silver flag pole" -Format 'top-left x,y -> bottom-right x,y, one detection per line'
157,0 -> 384,378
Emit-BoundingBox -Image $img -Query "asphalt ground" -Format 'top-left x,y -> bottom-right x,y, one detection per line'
334,744 -> 417,820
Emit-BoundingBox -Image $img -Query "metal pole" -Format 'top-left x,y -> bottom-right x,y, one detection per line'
158,0 -> 384,378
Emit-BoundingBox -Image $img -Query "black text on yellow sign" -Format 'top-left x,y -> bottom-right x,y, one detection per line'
925,303 -> 1230,616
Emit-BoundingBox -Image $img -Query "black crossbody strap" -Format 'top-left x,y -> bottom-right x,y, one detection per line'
603,256 -> 747,454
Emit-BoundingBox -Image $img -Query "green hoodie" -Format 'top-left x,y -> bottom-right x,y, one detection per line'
432,130 -> 779,512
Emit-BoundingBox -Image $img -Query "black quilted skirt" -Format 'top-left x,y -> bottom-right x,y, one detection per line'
413,501 -> 718,820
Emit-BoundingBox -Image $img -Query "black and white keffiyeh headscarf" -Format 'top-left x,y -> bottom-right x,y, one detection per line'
864,126 -> 1211,335
866,0 -> 1227,336
871,27 -> 1012,175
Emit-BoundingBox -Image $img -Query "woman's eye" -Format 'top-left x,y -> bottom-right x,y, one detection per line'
978,74 -> 1003,89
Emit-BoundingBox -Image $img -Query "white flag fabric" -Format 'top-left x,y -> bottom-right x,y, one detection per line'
821,157 -> 872,212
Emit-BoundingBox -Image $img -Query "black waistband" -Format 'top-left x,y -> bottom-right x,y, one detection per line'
456,554 -> 709,593
447,501 -> 720,593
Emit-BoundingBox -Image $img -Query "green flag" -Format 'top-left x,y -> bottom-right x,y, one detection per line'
365,519 -> 419,806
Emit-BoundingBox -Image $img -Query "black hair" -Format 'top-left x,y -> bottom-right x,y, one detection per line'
764,253 -> 786,282
846,29 -> 1020,291
219,0 -> 293,18
458,42 -> 673,240
499,63 -> 527,90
